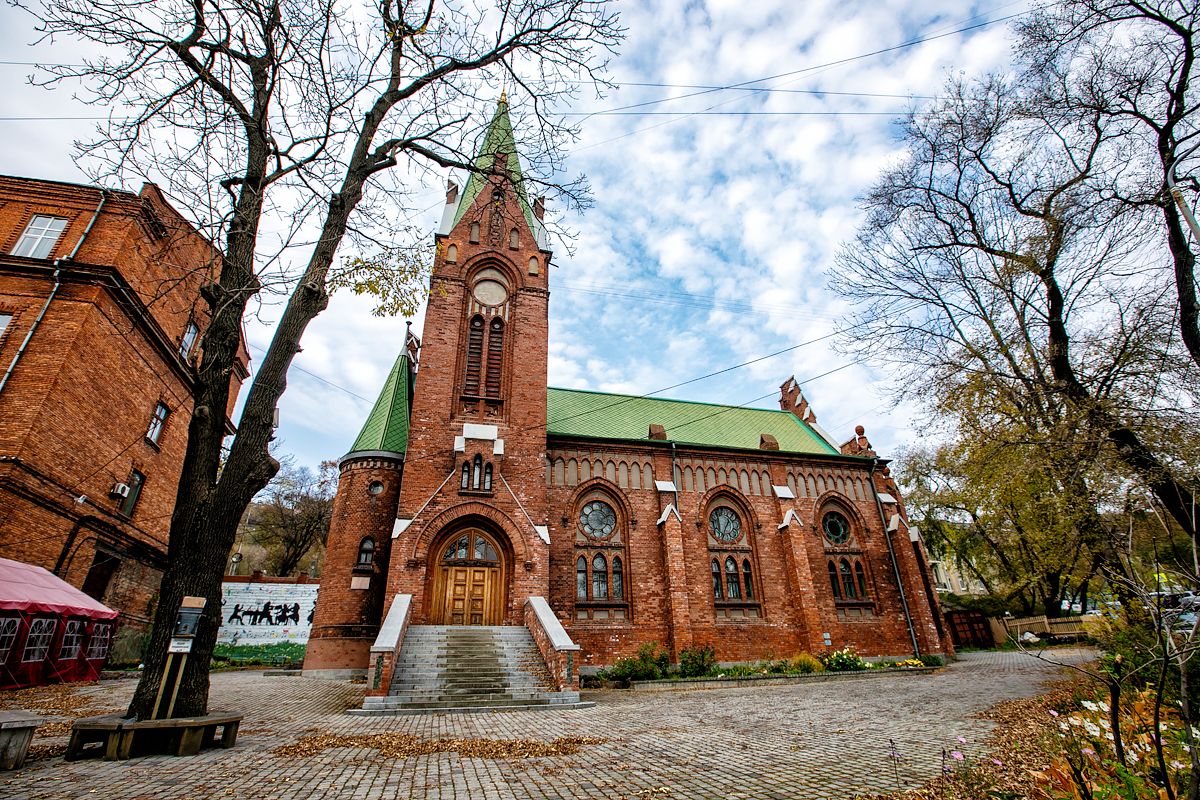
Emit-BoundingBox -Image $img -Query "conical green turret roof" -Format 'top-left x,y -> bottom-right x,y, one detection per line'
345,352 -> 410,457
452,96 -> 537,233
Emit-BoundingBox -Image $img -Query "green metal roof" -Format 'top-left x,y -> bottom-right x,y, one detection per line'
546,388 -> 840,456
347,353 -> 411,456
452,96 -> 537,233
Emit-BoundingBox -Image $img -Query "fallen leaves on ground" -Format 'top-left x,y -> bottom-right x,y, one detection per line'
25,743 -> 67,762
854,675 -> 1083,800
0,682 -> 108,717
273,732 -> 607,760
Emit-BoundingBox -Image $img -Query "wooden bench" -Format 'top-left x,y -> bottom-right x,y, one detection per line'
67,712 -> 242,761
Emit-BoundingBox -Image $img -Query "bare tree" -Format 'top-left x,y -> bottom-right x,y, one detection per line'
244,459 -> 335,577
1019,0 -> 1200,370
18,0 -> 622,718
832,74 -> 1199,549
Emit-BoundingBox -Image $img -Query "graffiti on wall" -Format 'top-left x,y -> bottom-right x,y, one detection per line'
216,581 -> 319,646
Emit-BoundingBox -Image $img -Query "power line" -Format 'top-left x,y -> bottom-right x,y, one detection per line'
574,8 -> 1025,151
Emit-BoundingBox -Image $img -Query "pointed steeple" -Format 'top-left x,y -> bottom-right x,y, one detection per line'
451,96 -> 538,234
345,352 -> 412,458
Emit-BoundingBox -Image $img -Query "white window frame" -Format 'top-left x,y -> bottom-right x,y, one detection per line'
12,215 -> 68,259
179,321 -> 199,359
59,619 -> 85,659
85,623 -> 113,660
0,312 -> 12,339
22,617 -> 56,662
146,401 -> 170,445
0,616 -> 19,664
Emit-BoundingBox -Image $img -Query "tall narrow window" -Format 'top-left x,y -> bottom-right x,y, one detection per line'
509,228 -> 519,249
725,557 -> 741,600
0,313 -> 11,339
828,561 -> 840,599
592,554 -> 608,600
12,215 -> 67,259
483,463 -> 493,491
855,562 -> 868,598
576,556 -> 588,600
469,222 -> 480,243
612,557 -> 624,600
120,470 -> 145,517
461,462 -> 470,489
472,454 -> 482,489
743,560 -> 754,600
485,318 -> 504,398
464,316 -> 484,396
179,321 -> 199,359
357,537 -> 375,567
712,559 -> 723,599
146,402 -> 170,445
840,559 -> 856,599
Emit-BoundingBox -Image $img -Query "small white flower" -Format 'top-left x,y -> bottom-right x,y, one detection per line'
1082,701 -> 1100,712
1084,722 -> 1102,738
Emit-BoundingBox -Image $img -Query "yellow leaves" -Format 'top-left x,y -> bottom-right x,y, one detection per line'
329,245 -> 433,318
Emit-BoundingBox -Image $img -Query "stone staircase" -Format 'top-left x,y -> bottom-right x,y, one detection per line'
355,625 -> 590,715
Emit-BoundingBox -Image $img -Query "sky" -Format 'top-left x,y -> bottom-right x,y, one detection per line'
0,0 -> 1023,472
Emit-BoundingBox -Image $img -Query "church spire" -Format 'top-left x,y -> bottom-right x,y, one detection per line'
450,96 -> 539,235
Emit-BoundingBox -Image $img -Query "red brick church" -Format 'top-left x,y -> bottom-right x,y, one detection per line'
304,100 -> 950,691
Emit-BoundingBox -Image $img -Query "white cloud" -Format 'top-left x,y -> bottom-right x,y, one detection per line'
0,0 -> 1023,468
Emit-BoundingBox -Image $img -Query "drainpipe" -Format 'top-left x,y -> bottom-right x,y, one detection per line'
870,458 -> 920,657
0,190 -> 108,397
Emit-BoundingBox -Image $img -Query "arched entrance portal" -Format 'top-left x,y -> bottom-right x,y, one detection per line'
430,529 -> 505,625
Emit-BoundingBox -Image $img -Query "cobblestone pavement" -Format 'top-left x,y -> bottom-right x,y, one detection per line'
0,648 -> 1094,800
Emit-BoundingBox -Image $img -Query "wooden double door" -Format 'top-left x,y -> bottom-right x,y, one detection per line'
430,529 -> 504,625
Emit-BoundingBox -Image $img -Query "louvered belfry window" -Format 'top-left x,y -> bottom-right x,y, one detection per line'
464,315 -> 484,396
485,318 -> 504,398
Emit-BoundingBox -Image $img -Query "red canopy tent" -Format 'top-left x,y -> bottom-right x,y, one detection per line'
0,558 -> 119,689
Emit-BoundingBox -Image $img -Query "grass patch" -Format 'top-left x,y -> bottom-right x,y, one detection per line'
212,641 -> 306,668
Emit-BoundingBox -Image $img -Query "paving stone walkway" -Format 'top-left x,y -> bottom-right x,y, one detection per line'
0,648 -> 1094,800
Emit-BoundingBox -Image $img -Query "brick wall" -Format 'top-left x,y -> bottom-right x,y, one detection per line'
0,175 -> 247,632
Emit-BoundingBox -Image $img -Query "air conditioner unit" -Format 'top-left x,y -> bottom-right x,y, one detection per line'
110,482 -> 131,499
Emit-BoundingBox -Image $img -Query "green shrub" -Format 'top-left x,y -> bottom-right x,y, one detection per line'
789,652 -> 824,674
601,641 -> 671,683
679,645 -> 717,678
917,654 -> 944,668
820,647 -> 868,672
718,664 -> 762,678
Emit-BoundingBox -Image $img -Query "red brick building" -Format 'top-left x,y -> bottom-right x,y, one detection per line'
305,102 -> 950,677
0,175 -> 247,642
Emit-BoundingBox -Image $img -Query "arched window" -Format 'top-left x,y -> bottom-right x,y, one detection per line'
712,559 -> 723,599
469,221 -> 480,243
357,537 -> 375,567
828,561 -> 840,599
855,562 -> 868,597
483,463 -> 493,491
460,462 -> 470,490
446,243 -> 458,262
823,511 -> 852,545
472,454 -> 483,490
840,559 -> 856,599
573,493 -> 629,621
592,554 -> 608,600
509,228 -> 519,249
464,315 -> 484,396
743,559 -> 754,600
725,557 -> 741,600
485,318 -> 504,398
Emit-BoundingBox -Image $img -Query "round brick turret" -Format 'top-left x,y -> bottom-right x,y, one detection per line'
303,454 -> 402,677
